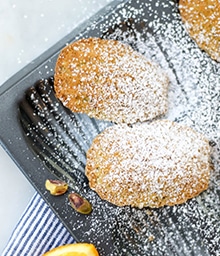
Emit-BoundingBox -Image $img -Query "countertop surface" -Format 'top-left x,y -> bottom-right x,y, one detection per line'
0,0 -> 112,253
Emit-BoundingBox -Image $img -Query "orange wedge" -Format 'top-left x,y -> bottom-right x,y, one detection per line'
42,243 -> 99,256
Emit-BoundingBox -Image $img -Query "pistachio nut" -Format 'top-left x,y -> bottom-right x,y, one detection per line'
68,192 -> 92,214
45,179 -> 68,196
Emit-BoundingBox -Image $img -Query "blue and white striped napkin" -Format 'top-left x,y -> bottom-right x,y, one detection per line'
2,193 -> 75,256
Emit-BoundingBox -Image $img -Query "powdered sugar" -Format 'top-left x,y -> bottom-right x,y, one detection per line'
54,38 -> 169,124
86,120 -> 211,208
88,0 -> 219,253
179,0 -> 220,62
21,0 -> 220,255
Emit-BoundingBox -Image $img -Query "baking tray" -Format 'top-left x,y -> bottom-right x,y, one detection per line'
0,0 -> 219,255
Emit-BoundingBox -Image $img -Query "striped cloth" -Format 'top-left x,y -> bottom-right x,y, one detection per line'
2,193 -> 75,256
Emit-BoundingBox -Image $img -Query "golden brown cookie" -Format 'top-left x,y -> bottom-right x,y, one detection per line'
85,120 -> 211,208
179,0 -> 220,61
54,38 -> 169,124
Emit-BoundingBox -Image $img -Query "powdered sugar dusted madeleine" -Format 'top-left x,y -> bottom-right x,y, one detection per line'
85,120 -> 211,208
179,0 -> 220,62
54,38 -> 169,124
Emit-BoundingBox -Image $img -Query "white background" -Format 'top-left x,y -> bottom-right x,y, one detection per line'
0,0 -> 113,253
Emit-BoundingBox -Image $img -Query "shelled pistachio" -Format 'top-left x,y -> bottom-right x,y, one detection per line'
68,192 -> 92,214
45,179 -> 68,196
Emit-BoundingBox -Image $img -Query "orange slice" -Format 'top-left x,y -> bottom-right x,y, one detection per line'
42,243 -> 99,256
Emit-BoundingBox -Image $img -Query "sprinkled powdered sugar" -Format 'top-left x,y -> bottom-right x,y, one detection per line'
86,120 -> 211,208
54,37 -> 169,124
22,0 -> 220,255
83,1 -> 219,253
179,0 -> 220,62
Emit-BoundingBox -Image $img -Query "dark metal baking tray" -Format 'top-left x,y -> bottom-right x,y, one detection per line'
0,0 -> 219,255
